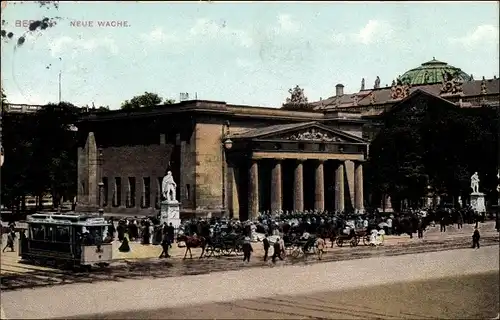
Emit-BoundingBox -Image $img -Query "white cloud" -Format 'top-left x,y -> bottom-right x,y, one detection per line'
353,20 -> 394,45
277,14 -> 298,33
235,58 -> 253,69
329,20 -> 394,46
140,27 -> 177,45
331,33 -> 347,45
189,18 -> 253,48
48,36 -> 119,57
449,25 -> 499,48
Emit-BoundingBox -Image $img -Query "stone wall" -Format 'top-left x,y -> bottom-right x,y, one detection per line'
100,144 -> 174,216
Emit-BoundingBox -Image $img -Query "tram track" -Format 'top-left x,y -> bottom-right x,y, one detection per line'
1,235 -> 498,291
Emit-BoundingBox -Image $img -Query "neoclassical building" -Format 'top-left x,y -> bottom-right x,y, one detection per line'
75,58 -> 499,219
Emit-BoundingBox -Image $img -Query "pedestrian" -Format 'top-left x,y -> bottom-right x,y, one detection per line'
242,237 -> 253,262
272,237 -> 283,263
262,234 -> 270,261
440,216 -> 446,232
472,228 -> 480,249
167,223 -> 175,248
315,237 -> 326,260
2,231 -> 15,252
417,218 -> 424,239
457,213 -> 463,229
159,233 -> 171,258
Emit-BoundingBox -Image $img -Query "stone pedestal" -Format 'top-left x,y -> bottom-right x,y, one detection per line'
160,200 -> 181,228
470,192 -> 486,213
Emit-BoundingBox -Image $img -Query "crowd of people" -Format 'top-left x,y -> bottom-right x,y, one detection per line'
2,205 -> 495,260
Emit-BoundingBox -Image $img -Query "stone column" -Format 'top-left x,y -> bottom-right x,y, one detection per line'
248,160 -> 259,221
344,160 -> 355,207
293,160 -> 304,211
335,161 -> 345,212
314,160 -> 325,211
271,159 -> 283,213
354,162 -> 364,211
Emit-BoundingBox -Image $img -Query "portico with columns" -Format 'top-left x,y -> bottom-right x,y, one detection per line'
224,122 -> 368,221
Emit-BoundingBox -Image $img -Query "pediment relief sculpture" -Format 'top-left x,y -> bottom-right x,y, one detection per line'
286,128 -> 343,142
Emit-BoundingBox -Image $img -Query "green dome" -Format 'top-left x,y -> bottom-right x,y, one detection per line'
399,58 -> 472,86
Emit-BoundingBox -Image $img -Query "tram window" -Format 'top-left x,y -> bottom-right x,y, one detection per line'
55,226 -> 70,243
31,225 -> 45,240
46,226 -> 55,241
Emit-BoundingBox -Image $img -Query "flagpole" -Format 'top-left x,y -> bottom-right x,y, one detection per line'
58,57 -> 62,104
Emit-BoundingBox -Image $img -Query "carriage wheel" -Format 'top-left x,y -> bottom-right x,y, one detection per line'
213,246 -> 222,258
336,238 -> 344,247
234,245 -> 244,256
363,236 -> 370,246
205,246 -> 214,258
291,247 -> 302,258
221,244 -> 230,256
350,237 -> 358,247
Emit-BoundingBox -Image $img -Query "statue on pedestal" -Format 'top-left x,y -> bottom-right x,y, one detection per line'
162,171 -> 177,202
470,172 -> 480,194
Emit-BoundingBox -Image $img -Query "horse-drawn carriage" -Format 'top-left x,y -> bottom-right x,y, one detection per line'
204,233 -> 245,258
284,233 -> 317,258
334,228 -> 371,247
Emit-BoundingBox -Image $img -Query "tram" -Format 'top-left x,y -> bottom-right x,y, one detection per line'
19,212 -> 113,270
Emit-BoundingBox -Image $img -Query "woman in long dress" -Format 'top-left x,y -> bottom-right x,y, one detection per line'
119,233 -> 131,252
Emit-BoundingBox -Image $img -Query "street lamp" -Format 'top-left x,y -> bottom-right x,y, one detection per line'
98,182 -> 104,217
98,148 -> 104,217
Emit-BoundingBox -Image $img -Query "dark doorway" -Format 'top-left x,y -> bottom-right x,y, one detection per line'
259,160 -> 272,212
236,162 -> 249,221
282,160 -> 294,212
324,161 -> 335,212
303,160 -> 315,210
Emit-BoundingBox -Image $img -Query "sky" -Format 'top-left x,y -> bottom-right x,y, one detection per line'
1,1 -> 499,109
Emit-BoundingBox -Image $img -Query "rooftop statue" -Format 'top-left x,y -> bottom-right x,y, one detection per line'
374,76 -> 380,89
361,78 -> 365,91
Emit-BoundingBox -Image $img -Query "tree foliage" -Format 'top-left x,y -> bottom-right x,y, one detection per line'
120,92 -> 175,110
366,94 -> 498,209
1,102 -> 80,210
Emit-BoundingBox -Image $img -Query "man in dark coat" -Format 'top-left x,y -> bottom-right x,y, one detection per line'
159,233 -> 171,258
272,237 -> 283,263
472,228 -> 480,249
242,238 -> 253,262
167,223 -> 175,247
262,234 -> 270,261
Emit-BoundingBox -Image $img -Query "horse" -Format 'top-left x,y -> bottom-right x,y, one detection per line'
176,234 -> 207,259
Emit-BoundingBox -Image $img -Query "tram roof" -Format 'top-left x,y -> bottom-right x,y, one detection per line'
27,212 -> 110,226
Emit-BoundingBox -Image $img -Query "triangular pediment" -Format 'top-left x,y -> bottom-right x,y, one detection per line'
386,89 -> 458,115
232,122 -> 367,144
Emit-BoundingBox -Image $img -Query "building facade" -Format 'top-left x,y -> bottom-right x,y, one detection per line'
76,104 -> 368,220
74,58 -> 499,218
